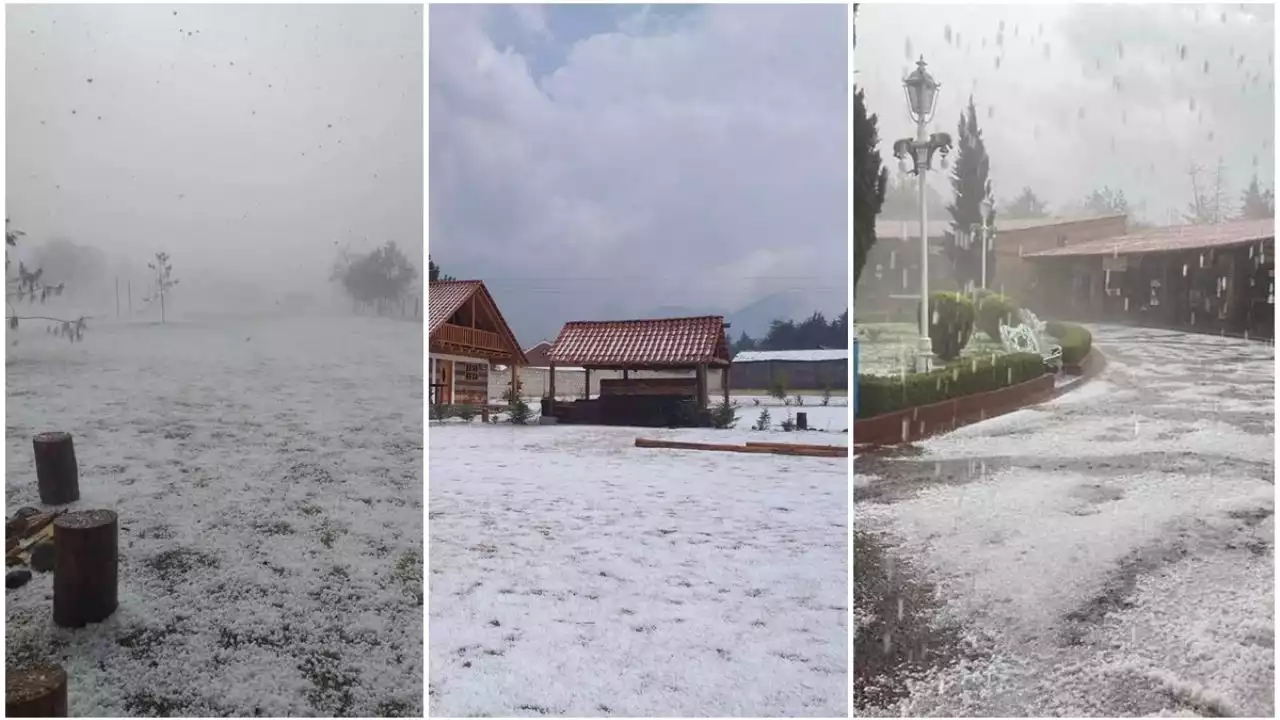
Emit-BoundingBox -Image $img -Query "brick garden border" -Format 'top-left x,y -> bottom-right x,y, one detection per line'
853,347 -> 1107,448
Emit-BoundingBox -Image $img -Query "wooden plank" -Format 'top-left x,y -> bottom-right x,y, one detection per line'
634,438 -> 845,458
745,441 -> 849,455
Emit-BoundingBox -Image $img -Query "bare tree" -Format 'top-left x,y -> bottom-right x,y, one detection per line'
145,252 -> 179,323
5,219 -> 86,342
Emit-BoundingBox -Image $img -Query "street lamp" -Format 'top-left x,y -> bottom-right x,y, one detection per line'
972,198 -> 995,290
892,57 -> 953,373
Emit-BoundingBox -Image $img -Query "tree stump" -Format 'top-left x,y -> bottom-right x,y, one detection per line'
33,433 -> 79,506
53,510 -> 118,628
796,412 -> 808,431
6,663 -> 68,717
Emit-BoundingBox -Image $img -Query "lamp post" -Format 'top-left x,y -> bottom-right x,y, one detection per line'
972,198 -> 995,290
892,57 -> 952,373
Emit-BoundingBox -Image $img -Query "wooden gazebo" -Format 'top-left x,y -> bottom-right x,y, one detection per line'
545,315 -> 731,426
428,280 -> 527,406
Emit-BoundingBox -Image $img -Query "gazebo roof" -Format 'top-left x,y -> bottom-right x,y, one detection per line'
548,316 -> 730,369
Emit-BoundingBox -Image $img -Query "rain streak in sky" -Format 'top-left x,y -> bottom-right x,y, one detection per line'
855,3 -> 1275,224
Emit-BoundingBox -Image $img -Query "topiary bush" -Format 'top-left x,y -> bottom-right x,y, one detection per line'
920,291 -> 975,361
1044,321 -> 1093,366
856,352 -> 1047,419
976,292 -> 1021,342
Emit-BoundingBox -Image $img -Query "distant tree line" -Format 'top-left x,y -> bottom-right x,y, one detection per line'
731,310 -> 848,355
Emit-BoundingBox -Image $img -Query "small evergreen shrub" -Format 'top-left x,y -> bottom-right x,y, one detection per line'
780,411 -> 796,432
1044,321 -> 1093,366
753,408 -> 771,431
976,292 -> 1020,342
711,399 -> 739,429
508,397 -> 533,425
856,352 -> 1046,419
821,385 -> 832,406
920,291 -> 976,361
430,403 -> 452,422
455,405 -> 477,423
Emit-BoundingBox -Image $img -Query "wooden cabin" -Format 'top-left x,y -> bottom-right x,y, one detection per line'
428,280 -> 527,405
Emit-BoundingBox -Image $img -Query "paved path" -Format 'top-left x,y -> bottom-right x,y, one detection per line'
854,325 -> 1274,717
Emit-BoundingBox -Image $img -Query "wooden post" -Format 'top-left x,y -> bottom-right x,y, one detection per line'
33,432 -> 79,506
797,412 -> 808,430
53,509 -> 119,628
6,663 -> 68,717
622,368 -> 629,380
547,362 -> 557,415
583,368 -> 591,399
510,362 -> 519,405
722,365 -> 731,404
695,364 -> 709,409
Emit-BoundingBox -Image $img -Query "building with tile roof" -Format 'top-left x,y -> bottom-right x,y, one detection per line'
545,315 -> 732,419
1023,218 -> 1275,339
428,280 -> 527,405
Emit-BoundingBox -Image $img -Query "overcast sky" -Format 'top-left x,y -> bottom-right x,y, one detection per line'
430,4 -> 847,343
6,4 -> 422,293
856,3 -> 1275,225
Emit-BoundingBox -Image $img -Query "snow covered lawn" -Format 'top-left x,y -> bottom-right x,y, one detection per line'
854,325 -> 1274,717
5,315 -> 423,716
428,423 -> 848,716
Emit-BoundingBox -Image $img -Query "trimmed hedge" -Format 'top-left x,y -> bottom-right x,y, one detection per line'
1044,321 -> 1092,366
921,291 -> 976,361
856,352 -> 1047,419
976,292 -> 1020,342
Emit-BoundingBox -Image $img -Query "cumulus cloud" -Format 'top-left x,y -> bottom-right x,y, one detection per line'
855,3 -> 1274,225
429,4 -> 847,342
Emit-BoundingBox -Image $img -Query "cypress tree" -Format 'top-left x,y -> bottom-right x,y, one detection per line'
946,96 -> 995,289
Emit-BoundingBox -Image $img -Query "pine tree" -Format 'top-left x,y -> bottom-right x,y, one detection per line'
1081,186 -> 1130,216
428,256 -> 453,282
1002,186 -> 1049,218
946,96 -> 995,289
1238,173 -> 1276,220
853,86 -> 888,288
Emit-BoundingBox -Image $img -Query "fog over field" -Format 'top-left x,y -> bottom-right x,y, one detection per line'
7,3 -> 423,322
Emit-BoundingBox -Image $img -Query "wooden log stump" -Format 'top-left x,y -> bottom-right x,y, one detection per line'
6,663 -> 68,717
33,433 -> 79,506
53,510 -> 118,628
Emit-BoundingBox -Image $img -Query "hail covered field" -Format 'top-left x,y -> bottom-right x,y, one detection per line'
428,421 -> 849,717
5,314 -> 423,716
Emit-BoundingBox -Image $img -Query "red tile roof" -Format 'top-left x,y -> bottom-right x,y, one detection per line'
428,280 -> 482,334
549,316 -> 730,368
1025,218 -> 1275,258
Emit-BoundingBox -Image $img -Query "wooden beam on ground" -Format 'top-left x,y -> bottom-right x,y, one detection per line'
745,441 -> 848,454
635,437 -> 846,458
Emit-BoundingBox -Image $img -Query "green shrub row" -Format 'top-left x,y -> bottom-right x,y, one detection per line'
1044,321 -> 1092,366
856,352 -> 1047,419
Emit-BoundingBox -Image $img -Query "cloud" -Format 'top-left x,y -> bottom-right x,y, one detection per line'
429,4 -> 847,342
855,3 -> 1274,224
